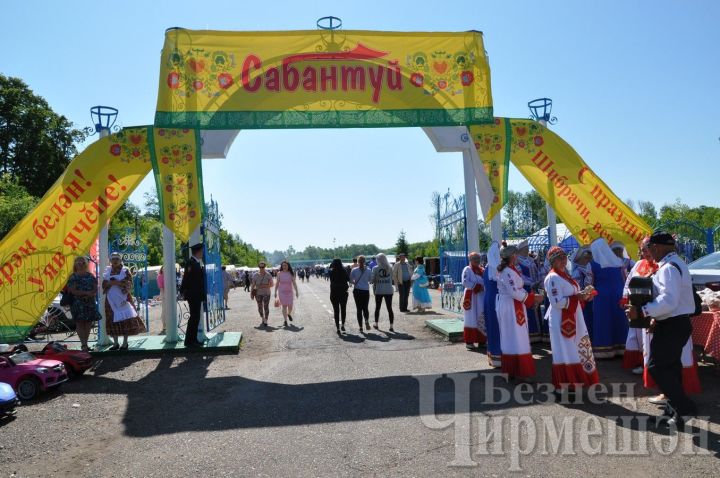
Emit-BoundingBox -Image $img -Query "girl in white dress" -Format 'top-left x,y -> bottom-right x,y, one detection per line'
544,246 -> 600,390
496,245 -> 544,378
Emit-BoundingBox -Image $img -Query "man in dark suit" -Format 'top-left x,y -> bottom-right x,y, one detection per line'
180,242 -> 206,347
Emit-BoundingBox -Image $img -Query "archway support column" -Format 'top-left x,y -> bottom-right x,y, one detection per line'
462,149 -> 480,251
162,225 -> 179,343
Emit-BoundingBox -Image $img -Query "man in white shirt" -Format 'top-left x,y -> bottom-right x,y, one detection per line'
626,231 -> 698,427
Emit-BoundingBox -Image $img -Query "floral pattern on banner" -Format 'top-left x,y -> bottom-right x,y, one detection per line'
108,128 -> 151,163
152,128 -> 202,242
508,120 -> 545,155
406,50 -> 476,96
469,118 -> 508,220
166,48 -> 237,99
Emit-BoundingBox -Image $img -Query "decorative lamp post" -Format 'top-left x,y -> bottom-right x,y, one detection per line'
87,106 -> 118,348
528,98 -> 557,125
89,106 -> 119,137
528,98 -> 558,247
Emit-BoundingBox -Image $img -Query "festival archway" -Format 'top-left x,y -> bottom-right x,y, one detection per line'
0,25 -> 650,343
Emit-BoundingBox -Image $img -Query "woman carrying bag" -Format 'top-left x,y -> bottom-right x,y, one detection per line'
66,256 -> 102,351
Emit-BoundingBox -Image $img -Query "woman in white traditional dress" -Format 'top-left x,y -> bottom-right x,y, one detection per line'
544,246 -> 600,390
496,245 -> 544,378
102,252 -> 145,350
621,238 -> 654,374
462,252 -> 486,350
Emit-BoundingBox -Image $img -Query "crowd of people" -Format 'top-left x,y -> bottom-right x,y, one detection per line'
241,253 -> 433,336
62,231 -> 703,427
461,231 -> 701,428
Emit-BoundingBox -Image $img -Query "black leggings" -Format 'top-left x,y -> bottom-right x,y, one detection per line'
374,294 -> 394,324
353,289 -> 370,327
330,292 -> 348,328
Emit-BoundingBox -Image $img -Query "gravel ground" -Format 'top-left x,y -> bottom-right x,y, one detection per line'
1,277 -> 718,477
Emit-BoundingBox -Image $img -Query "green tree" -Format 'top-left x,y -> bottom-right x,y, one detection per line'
503,190 -> 547,237
637,200 -> 658,224
219,229 -> 266,266
0,74 -> 86,197
143,191 -> 160,220
0,173 -> 38,239
395,230 -> 409,256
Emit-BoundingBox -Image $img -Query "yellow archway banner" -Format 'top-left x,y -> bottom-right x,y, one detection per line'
472,119 -> 652,257
155,29 -> 493,129
150,128 -> 204,242
0,126 -> 203,342
469,118 -> 511,220
0,127 -> 154,342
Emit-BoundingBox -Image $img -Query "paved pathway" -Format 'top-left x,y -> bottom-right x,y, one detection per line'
2,278 -> 719,477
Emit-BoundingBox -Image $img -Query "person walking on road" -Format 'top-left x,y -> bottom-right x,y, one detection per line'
222,265 -> 233,310
243,270 -> 251,292
179,244 -> 206,347
350,255 -> 372,333
274,260 -> 299,327
329,258 -> 351,335
371,253 -> 395,331
392,253 -> 413,312
251,261 -> 274,327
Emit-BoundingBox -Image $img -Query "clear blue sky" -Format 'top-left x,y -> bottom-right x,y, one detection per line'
2,1 -> 718,253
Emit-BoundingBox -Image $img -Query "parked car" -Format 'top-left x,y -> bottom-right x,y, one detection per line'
0,352 -> 67,401
0,382 -> 18,417
688,251 -> 720,291
35,342 -> 93,378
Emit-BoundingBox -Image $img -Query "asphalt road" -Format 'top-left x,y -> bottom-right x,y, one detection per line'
1,277 -> 719,477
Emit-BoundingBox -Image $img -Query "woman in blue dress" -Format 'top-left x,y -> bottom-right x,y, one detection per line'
483,242 -> 502,368
589,238 -> 629,359
411,256 -> 432,312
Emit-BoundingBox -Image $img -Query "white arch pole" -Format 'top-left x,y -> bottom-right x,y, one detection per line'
162,225 -> 179,343
539,118 -> 558,246
95,127 -> 112,347
462,149 -> 480,251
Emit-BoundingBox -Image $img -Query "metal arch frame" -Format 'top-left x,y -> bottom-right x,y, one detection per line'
436,192 -> 468,314
202,198 -> 226,332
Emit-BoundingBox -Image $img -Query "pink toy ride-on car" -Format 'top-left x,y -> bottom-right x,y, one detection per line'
0,352 -> 68,401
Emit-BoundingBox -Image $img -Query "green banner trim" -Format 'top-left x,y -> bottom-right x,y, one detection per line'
502,117 -> 512,205
194,128 -> 206,219
0,326 -> 32,344
147,126 -> 165,224
154,107 -> 494,130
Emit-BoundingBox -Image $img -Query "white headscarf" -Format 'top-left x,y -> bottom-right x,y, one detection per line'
590,238 -> 623,268
487,241 -> 501,281
610,241 -> 630,259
